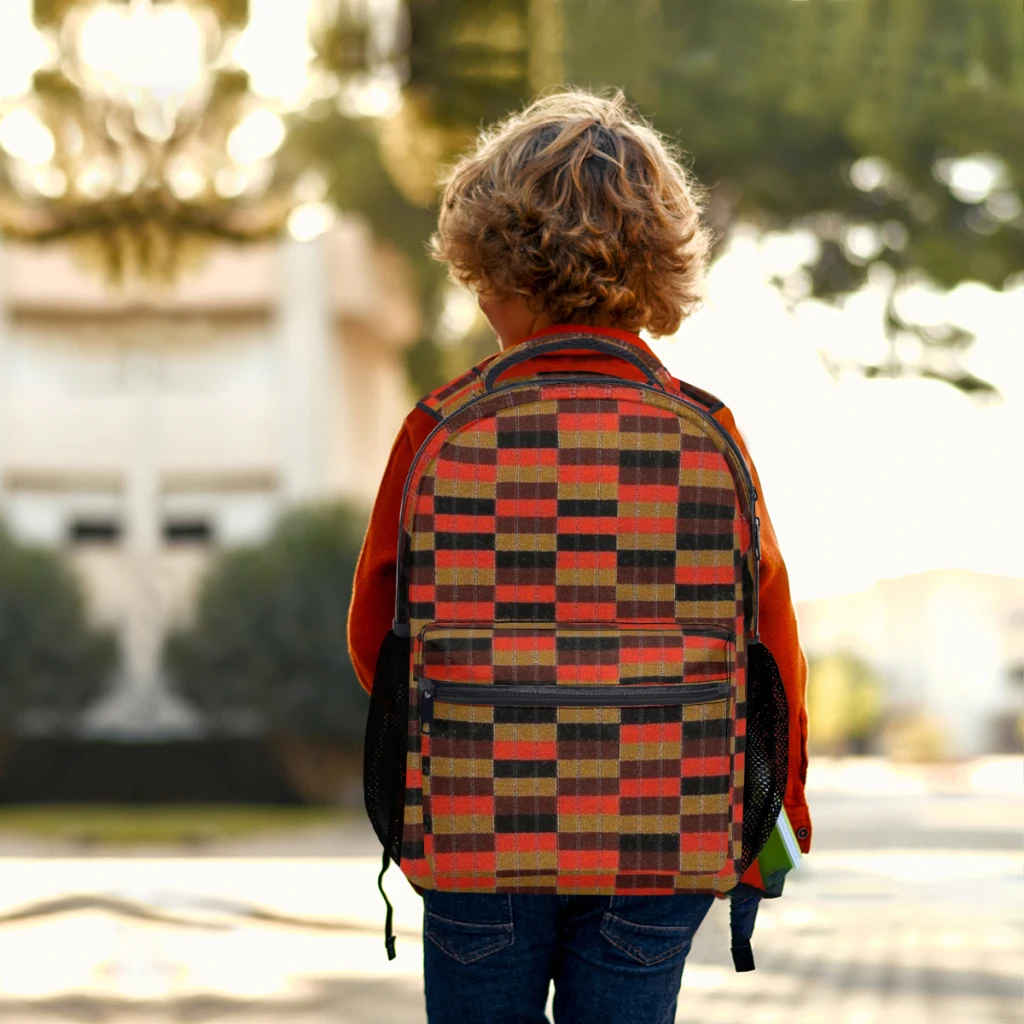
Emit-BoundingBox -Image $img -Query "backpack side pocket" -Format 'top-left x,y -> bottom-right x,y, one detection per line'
363,629 -> 411,862
739,641 -> 789,874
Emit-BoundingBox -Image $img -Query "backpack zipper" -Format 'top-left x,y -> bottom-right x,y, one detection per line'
394,376 -> 760,637
421,620 -> 735,642
418,678 -> 731,733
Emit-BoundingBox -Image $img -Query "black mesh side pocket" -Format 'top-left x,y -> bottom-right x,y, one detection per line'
739,640 -> 789,875
363,629 -> 410,862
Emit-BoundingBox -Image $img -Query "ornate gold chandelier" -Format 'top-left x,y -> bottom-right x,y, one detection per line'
0,0 -> 406,280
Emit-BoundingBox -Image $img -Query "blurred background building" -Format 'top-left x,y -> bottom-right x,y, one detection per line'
0,227 -> 416,736
0,0 -> 1020,781
798,570 -> 1024,758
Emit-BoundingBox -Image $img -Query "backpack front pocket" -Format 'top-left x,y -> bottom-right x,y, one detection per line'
415,623 -> 738,894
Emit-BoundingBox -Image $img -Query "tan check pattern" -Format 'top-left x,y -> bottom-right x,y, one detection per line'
397,372 -> 754,896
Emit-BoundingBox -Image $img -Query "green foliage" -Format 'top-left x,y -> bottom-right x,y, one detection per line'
287,115 -> 441,292
560,0 -> 1023,394
403,0 -> 533,128
164,504 -> 369,744
296,0 -> 1021,397
284,113 -> 453,396
563,0 -> 1023,292
293,0 -> 537,396
0,526 -> 116,731
807,650 -> 884,755
0,804 -> 336,847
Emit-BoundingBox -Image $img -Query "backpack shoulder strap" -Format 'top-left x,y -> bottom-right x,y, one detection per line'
479,331 -> 725,416
417,345 -> 726,422
416,353 -> 499,422
673,377 -> 725,415
481,331 -> 675,390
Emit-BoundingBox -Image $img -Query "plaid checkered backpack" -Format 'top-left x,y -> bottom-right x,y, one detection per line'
364,332 -> 789,968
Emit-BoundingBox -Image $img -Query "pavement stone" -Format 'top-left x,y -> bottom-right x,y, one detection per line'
0,758 -> 1019,1023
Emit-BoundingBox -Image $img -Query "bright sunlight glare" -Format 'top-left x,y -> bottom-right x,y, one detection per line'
227,109 -> 287,165
933,154 -> 1007,205
78,2 -> 205,102
287,202 -> 336,241
232,0 -> 317,109
0,0 -> 53,100
0,108 -> 55,164
651,228 -> 1024,601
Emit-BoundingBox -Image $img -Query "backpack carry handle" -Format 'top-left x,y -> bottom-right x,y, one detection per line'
483,333 -> 673,391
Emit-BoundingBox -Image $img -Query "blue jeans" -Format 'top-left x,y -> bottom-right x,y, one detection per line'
422,891 -> 714,1024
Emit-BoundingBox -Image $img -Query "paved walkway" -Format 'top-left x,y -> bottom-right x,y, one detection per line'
0,758 -> 1020,1023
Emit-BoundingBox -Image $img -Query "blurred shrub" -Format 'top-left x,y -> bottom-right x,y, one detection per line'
0,525 -> 116,732
165,504 -> 369,754
881,709 -> 951,763
807,650 -> 884,755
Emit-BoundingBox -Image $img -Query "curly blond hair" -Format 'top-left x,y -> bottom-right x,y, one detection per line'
431,89 -> 711,337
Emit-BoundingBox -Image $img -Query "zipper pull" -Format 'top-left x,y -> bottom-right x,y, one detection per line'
754,516 -> 761,562
418,679 -> 434,734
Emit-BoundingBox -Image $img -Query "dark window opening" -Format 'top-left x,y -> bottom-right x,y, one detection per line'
69,518 -> 122,544
163,518 -> 214,545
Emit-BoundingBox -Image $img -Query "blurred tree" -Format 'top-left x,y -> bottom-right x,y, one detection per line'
299,0 -> 540,395
562,0 -> 1023,396
0,526 -> 116,733
807,650 -> 884,755
164,504 -> 369,785
297,0 -> 1021,397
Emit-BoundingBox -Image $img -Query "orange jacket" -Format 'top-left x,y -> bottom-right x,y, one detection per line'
348,324 -> 811,853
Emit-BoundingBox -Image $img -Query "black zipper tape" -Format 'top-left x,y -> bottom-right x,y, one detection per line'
420,621 -> 736,643
418,679 -> 730,732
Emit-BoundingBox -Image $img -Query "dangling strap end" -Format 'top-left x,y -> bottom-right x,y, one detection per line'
729,891 -> 760,973
731,941 -> 755,972
378,849 -> 397,961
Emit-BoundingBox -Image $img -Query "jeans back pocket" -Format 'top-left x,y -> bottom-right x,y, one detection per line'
600,894 -> 713,967
424,892 -> 514,964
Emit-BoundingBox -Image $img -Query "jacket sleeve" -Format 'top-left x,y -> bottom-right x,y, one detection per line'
347,424 -> 418,694
714,406 -> 812,853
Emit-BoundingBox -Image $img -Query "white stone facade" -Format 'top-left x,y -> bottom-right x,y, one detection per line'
0,221 -> 419,736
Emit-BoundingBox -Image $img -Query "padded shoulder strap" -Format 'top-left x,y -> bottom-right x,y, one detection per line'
417,345 -> 725,420
674,378 -> 725,415
482,331 -> 674,391
416,353 -> 499,421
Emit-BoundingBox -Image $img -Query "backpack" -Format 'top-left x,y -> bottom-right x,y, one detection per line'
364,332 -> 789,968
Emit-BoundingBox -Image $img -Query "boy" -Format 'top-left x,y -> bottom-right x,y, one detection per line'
350,89 -> 809,1024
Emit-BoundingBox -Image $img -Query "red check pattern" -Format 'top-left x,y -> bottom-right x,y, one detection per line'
396,351 -> 755,897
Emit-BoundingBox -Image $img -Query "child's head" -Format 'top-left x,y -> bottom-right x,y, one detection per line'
431,89 -> 711,340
